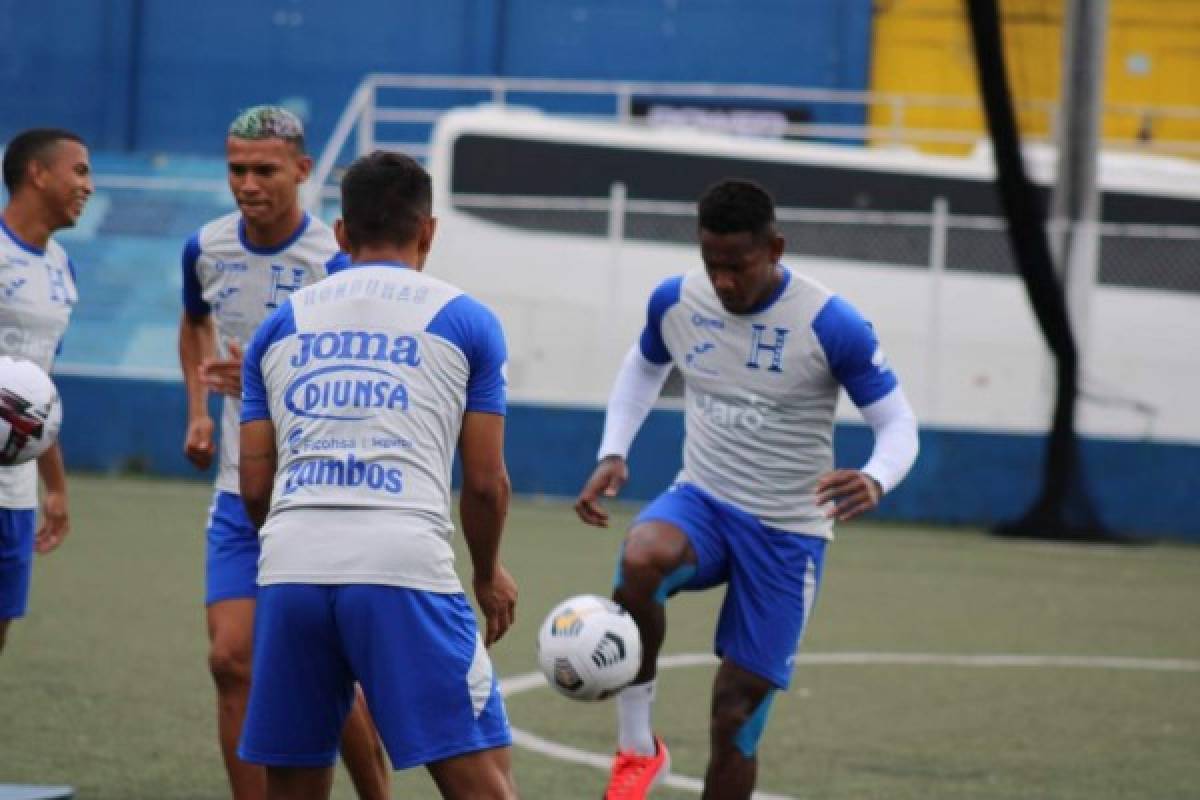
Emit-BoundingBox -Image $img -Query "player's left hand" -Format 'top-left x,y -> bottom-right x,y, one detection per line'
35,490 -> 70,554
816,470 -> 881,522
474,564 -> 518,648
200,339 -> 244,398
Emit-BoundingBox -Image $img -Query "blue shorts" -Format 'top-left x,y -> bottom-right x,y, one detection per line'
205,491 -> 259,606
0,508 -> 37,619
239,584 -> 512,770
631,483 -> 827,689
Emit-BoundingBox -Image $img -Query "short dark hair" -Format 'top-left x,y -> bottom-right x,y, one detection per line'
3,128 -> 85,194
340,151 -> 432,248
697,179 -> 776,239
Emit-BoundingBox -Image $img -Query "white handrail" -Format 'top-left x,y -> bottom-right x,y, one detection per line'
304,79 -> 373,211
448,192 -> 1200,240
307,74 -> 1200,214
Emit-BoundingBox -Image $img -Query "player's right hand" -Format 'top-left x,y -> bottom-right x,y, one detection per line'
574,455 -> 628,528
200,339 -> 244,399
184,416 -> 215,470
474,564 -> 518,647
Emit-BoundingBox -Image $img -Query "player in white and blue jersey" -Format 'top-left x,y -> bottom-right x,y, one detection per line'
0,128 -> 91,655
178,107 -> 387,800
576,180 -> 919,799
237,151 -> 518,799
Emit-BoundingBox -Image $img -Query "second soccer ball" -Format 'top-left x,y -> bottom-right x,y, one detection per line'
0,356 -> 62,466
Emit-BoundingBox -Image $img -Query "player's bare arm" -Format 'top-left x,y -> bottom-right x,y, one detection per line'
459,410 -> 517,647
200,339 -> 244,399
34,441 -> 69,553
574,455 -> 629,528
238,419 -> 277,529
178,309 -> 217,469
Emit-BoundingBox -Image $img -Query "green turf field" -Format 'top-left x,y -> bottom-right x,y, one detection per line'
2,475 -> 1198,799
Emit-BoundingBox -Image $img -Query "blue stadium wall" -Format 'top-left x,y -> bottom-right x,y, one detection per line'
0,0 -> 872,153
56,375 -> 1200,541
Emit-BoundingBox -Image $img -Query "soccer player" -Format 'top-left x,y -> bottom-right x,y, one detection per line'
178,106 -> 388,800
0,128 -> 91,655
237,150 -> 518,800
575,180 -> 919,799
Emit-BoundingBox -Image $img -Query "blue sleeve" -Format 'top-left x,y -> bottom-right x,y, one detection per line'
181,233 -> 209,317
54,259 -> 78,357
240,300 -> 297,423
637,275 -> 683,365
812,295 -> 898,407
426,294 -> 508,415
325,251 -> 351,276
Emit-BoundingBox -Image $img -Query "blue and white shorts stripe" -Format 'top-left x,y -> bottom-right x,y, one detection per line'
239,583 -> 512,769
632,482 -> 826,689
204,490 -> 259,605
0,508 -> 37,619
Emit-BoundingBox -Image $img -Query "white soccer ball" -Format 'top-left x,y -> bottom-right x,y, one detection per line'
0,357 -> 62,466
536,594 -> 642,702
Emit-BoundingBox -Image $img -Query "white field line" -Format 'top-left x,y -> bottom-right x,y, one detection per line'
499,650 -> 1200,798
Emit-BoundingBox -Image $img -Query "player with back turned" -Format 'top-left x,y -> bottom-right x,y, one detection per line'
237,150 -> 518,800
178,106 -> 388,800
576,180 -> 920,799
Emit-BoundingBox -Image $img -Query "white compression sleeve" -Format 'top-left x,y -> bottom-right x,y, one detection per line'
597,345 -> 673,460
859,387 -> 919,494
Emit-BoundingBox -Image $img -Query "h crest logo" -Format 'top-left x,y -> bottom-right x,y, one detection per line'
746,324 -> 789,372
46,266 -> 71,305
267,265 -> 306,309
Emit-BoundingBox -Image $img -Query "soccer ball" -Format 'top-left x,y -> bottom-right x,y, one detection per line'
536,594 -> 642,702
0,357 -> 62,466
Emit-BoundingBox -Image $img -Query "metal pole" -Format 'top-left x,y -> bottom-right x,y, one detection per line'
927,197 -> 948,420
1051,0 -> 1108,360
607,182 -> 628,315
357,77 -> 376,157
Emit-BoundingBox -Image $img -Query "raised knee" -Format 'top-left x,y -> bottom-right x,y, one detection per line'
619,539 -> 662,581
208,642 -> 252,690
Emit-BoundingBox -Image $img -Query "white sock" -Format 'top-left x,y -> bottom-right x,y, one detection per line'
616,679 -> 657,755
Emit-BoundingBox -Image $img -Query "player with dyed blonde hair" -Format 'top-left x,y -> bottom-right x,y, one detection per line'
178,106 -> 389,800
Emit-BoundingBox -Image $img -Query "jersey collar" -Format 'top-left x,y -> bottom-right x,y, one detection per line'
0,217 -> 46,256
237,212 -> 310,256
347,260 -> 414,270
743,264 -> 791,315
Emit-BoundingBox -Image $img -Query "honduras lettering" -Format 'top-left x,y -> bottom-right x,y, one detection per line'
284,330 -> 421,421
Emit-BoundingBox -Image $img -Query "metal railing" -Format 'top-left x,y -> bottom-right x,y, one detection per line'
446,189 -> 1191,433
306,73 -> 1200,211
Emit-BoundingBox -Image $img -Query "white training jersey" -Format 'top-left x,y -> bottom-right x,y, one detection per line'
182,212 -> 346,494
641,267 -> 899,538
0,219 -> 77,508
241,261 -> 507,591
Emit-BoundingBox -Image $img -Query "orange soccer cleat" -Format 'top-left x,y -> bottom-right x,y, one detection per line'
604,734 -> 670,799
